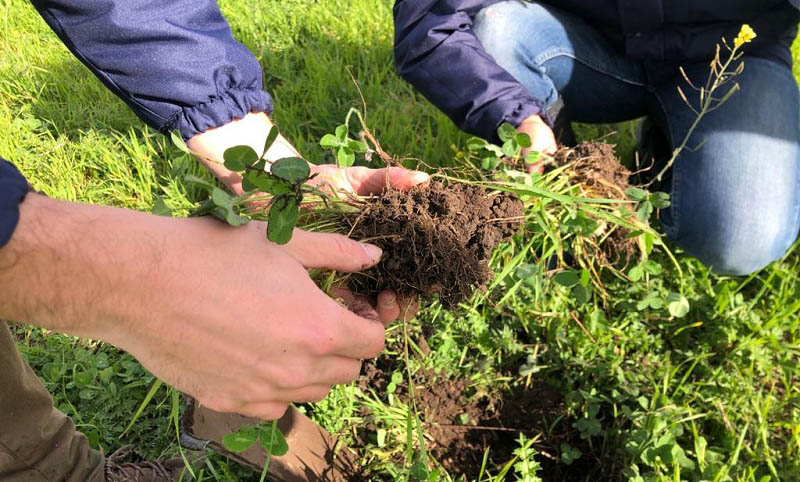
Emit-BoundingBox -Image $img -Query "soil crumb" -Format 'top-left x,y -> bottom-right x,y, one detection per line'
551,141 -> 638,265
344,182 -> 523,308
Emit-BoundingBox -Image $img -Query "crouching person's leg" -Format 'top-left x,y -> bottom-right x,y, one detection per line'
0,322 -> 104,482
656,57 -> 800,275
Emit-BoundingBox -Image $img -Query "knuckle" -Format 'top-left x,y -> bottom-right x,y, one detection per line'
364,329 -> 386,358
264,403 -> 290,420
274,367 -> 310,390
308,387 -> 332,403
250,403 -> 289,421
202,397 -> 239,414
331,234 -> 358,260
305,323 -> 338,356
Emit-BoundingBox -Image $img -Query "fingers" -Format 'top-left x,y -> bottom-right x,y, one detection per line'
324,298 -> 386,359
518,114 -> 557,175
345,166 -> 430,196
376,291 -> 418,323
282,230 -> 382,272
234,402 -> 291,421
376,291 -> 401,325
332,287 -> 381,324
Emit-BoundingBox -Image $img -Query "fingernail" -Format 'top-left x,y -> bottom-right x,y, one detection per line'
379,291 -> 397,308
411,171 -> 430,184
361,243 -> 383,263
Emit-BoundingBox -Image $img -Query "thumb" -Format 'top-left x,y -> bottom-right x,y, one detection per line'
346,166 -> 430,195
282,229 -> 383,272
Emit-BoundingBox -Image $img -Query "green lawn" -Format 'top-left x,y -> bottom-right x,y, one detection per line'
2,1 -> 799,481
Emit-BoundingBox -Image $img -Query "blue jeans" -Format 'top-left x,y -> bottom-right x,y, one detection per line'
474,0 -> 800,275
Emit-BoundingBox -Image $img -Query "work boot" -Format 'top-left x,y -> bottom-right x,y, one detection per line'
104,445 -> 186,482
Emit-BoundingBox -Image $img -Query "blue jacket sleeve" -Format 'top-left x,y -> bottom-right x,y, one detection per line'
30,0 -> 273,140
393,0 -> 545,142
0,160 -> 29,249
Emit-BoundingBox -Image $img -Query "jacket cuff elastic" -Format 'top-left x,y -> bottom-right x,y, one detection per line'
166,88 -> 274,140
0,160 -> 29,249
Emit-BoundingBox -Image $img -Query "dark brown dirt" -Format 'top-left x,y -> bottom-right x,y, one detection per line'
551,142 -> 638,265
354,352 -> 605,481
343,182 -> 524,308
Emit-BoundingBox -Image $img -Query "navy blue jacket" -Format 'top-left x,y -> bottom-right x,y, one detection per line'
393,0 -> 800,141
1,0 -> 273,248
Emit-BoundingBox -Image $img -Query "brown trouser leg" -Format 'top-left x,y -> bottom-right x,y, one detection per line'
0,322 -> 104,481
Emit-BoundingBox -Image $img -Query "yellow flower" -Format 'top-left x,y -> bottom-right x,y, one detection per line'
734,24 -> 756,48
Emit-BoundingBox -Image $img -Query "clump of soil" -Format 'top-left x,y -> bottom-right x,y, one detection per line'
551,141 -> 638,264
354,354 -> 607,481
343,182 -> 524,308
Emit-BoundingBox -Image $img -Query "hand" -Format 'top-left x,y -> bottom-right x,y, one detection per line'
517,115 -> 558,174
187,113 -> 427,323
310,164 -> 427,323
309,164 -> 429,196
0,195 -> 390,420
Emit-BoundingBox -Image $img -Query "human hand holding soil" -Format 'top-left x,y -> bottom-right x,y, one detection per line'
517,114 -> 558,174
187,112 -> 428,324
0,194 -> 389,421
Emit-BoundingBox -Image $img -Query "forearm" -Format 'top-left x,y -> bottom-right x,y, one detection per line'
0,194 -> 171,340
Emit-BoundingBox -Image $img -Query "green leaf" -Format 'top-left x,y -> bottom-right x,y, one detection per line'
553,270 -> 580,288
572,284 -> 592,304
320,133 -> 342,149
516,263 -> 538,280
561,443 -> 582,465
262,126 -> 280,158
337,148 -> 355,168
502,139 -> 519,158
223,145 -> 259,172
222,426 -> 259,453
211,188 -> 233,208
335,124 -> 348,141
625,187 -> 649,201
347,139 -> 369,153
524,151 -> 541,164
484,144 -> 504,157
642,260 -> 663,276
151,197 -> 172,217
258,423 -> 289,457
574,417 -> 602,438
515,132 -> 532,148
636,202 -> 653,222
667,293 -> 690,318
497,122 -> 517,142
223,208 -> 249,227
651,191 -> 671,209
481,156 -> 499,171
271,157 -> 310,184
267,195 -> 299,245
580,268 -> 591,287
628,264 -> 645,282
184,174 -> 216,192
466,137 -> 487,152
246,171 -> 294,195
170,131 -> 192,155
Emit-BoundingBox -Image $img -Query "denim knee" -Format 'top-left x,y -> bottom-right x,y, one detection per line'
664,135 -> 800,276
682,220 -> 798,276
473,1 -> 563,107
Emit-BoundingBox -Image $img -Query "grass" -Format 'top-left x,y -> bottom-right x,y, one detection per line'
2,0 -> 799,480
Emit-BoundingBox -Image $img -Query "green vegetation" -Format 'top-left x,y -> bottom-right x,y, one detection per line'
2,0 -> 799,480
